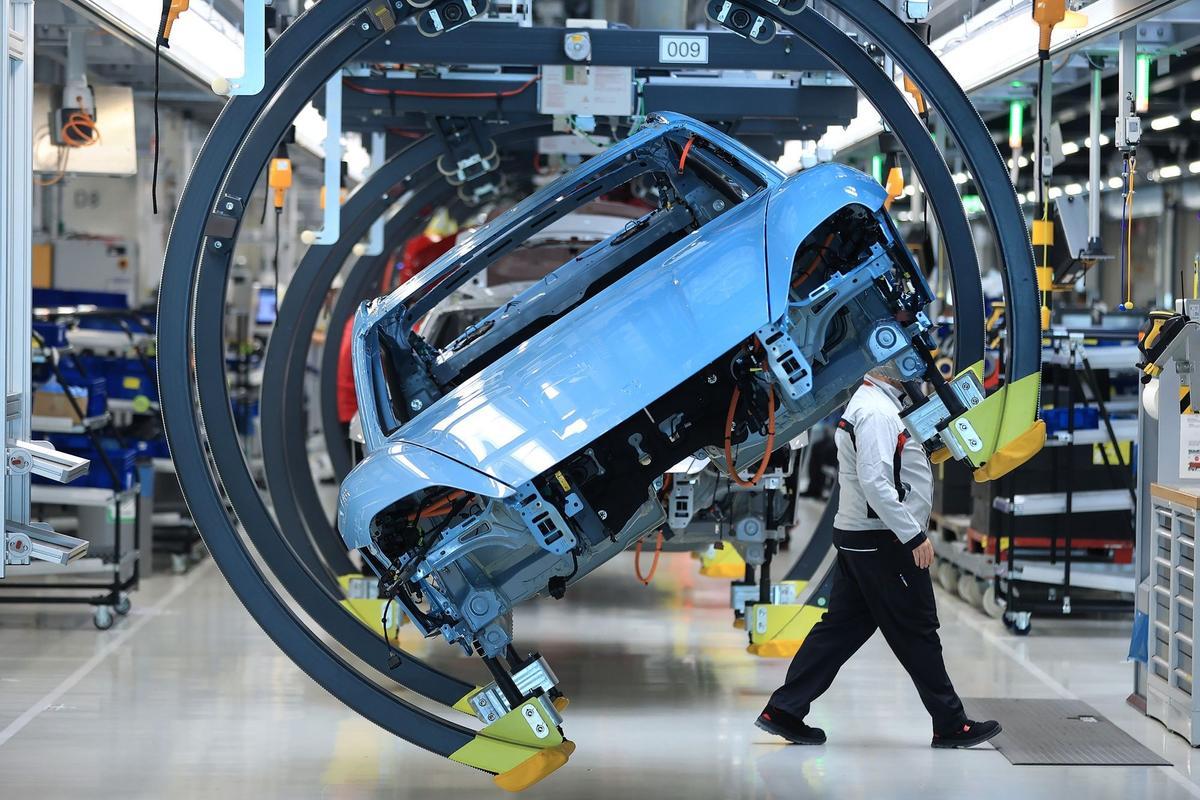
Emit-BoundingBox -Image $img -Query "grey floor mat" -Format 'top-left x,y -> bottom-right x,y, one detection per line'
964,698 -> 1170,766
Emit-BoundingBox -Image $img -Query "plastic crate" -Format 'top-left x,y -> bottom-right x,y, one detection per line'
1042,406 -> 1100,435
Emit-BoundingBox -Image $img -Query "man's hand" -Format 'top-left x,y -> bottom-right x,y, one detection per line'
912,539 -> 934,570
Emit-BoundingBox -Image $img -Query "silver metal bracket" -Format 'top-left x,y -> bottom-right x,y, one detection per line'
667,481 -> 695,531
5,520 -> 88,566
212,0 -> 266,97
469,655 -> 562,724
7,439 -> 89,483
756,322 -> 813,401
511,483 -> 577,556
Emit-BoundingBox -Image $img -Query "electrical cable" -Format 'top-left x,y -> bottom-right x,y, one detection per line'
153,0 -> 172,215
633,531 -> 664,585
344,74 -> 539,100
677,135 -> 696,174
724,378 -> 777,489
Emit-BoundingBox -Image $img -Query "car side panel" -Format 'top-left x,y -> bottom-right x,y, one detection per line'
391,192 -> 775,489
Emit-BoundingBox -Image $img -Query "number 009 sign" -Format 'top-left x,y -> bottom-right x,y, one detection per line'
658,35 -> 709,64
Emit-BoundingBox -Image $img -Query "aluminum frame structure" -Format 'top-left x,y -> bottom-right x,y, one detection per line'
158,0 -> 1041,789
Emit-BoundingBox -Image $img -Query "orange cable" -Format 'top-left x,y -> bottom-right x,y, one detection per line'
724,382 -> 776,488
677,135 -> 696,174
634,531 -> 664,585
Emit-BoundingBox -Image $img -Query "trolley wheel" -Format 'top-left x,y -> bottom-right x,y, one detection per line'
171,553 -> 189,575
114,593 -> 132,616
936,561 -> 959,593
1011,611 -> 1032,636
957,574 -> 983,606
93,605 -> 115,630
981,585 -> 1006,619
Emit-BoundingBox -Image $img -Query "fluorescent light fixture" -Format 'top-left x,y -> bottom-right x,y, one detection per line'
1108,176 -> 1124,189
1190,161 -> 1200,174
819,3 -> 1187,156
1160,164 -> 1182,179
1025,191 -> 1037,203
1019,155 -> 1029,168
903,185 -> 916,197
1065,183 -> 1083,195
1049,187 -> 1063,199
1151,115 -> 1180,131
1084,134 -> 1110,148
1061,141 -> 1081,156
952,172 -> 968,185
74,0 -> 242,86
1192,108 -> 1200,122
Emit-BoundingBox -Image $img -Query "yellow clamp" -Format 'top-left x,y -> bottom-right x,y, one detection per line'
448,698 -> 574,792
942,362 -> 1046,482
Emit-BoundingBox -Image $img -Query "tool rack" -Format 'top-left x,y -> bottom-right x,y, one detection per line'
992,333 -> 1138,633
2,324 -> 143,628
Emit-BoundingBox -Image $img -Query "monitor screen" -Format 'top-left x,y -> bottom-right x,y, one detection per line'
255,287 -> 277,325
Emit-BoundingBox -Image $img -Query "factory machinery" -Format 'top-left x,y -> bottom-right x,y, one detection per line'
150,0 -> 1044,791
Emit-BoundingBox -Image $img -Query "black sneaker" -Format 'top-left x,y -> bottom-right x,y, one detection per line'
755,705 -> 826,745
931,719 -> 1002,749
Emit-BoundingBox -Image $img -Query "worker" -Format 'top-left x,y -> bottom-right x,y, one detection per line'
755,365 -> 1001,749
336,316 -> 358,449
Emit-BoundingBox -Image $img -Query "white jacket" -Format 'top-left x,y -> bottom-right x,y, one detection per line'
832,378 -> 932,545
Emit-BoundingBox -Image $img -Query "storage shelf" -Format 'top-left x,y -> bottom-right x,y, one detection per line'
1002,560 -> 1135,593
1044,419 -> 1138,447
993,489 -> 1135,516
30,412 -> 109,433
1043,343 -> 1140,370
30,485 -> 138,508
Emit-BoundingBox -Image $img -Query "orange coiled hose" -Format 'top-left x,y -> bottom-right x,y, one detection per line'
723,383 -> 776,488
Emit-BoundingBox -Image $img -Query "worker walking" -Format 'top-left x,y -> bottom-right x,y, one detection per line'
756,367 -> 1001,749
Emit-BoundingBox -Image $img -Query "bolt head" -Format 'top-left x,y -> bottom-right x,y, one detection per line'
713,199 -> 726,211
409,398 -> 423,411
224,201 -> 235,210
362,22 -> 371,31
597,510 -> 608,520
213,240 -> 223,249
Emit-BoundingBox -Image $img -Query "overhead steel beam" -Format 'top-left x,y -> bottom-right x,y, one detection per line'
359,24 -> 835,70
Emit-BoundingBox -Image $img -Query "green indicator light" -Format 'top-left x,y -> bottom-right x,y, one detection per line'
1136,53 -> 1152,113
871,153 -> 885,184
1008,100 -> 1024,150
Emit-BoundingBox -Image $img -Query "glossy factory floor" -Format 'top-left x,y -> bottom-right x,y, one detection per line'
0,502 -> 1197,799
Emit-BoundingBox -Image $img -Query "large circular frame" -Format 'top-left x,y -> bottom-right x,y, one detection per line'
158,0 -> 1038,772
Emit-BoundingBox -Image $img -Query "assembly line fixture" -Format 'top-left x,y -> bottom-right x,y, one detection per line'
157,0 -> 1040,789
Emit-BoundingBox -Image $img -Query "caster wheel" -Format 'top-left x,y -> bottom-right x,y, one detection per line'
114,593 -> 132,616
93,606 -> 115,630
171,553 -> 189,575
1011,612 -> 1032,636
937,561 -> 959,593
982,585 -> 1006,619
958,574 -> 984,606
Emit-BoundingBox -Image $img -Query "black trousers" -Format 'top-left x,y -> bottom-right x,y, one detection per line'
768,528 -> 967,734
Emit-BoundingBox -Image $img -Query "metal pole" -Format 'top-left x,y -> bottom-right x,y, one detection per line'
1087,62 -> 1103,253
2,0 -> 36,580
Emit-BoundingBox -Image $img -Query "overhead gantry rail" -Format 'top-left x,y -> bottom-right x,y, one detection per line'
159,0 -> 1041,790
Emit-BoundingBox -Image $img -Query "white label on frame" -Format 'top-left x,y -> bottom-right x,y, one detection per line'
659,35 -> 709,64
